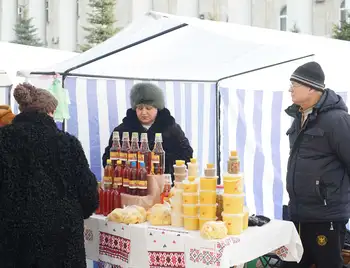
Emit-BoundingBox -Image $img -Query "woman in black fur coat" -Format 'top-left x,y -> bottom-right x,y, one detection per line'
0,83 -> 99,268
102,82 -> 193,177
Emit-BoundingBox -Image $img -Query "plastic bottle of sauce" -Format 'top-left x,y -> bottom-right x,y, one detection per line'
123,161 -> 130,194
152,133 -> 165,175
110,131 -> 121,165
103,159 -> 114,186
139,133 -> 151,174
103,182 -> 113,216
160,175 -> 172,204
138,162 -> 148,196
95,181 -> 103,214
128,161 -> 138,195
129,132 -> 139,168
114,160 -> 125,194
111,182 -> 121,210
120,132 -> 130,168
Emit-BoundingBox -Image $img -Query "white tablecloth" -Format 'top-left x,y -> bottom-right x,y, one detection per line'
84,215 -> 303,268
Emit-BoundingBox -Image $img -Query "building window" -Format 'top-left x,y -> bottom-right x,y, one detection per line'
45,0 -> 49,23
340,0 -> 349,24
280,5 -> 287,31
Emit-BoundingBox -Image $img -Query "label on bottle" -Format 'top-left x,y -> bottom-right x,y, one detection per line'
119,152 -> 127,161
128,153 -> 137,162
103,176 -> 112,184
138,152 -> 144,162
151,152 -> 160,164
123,178 -> 129,187
114,176 -> 122,185
129,180 -> 137,188
138,180 -> 148,189
110,151 -> 119,160
228,159 -> 240,174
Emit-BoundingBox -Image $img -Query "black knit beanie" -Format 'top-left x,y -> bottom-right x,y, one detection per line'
290,61 -> 325,91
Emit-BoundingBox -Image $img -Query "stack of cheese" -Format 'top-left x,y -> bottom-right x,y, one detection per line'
182,175 -> 199,230
198,164 -> 218,229
222,150 -> 249,235
170,162 -> 186,227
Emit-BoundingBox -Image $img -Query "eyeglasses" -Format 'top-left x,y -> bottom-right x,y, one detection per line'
289,83 -> 303,90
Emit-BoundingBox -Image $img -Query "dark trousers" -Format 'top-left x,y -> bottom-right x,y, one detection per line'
282,221 -> 347,268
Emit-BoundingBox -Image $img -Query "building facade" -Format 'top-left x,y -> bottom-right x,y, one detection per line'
0,0 -> 348,52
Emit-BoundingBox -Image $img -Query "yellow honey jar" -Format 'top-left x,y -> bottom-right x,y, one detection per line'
182,193 -> 198,204
199,190 -> 217,204
199,217 -> 217,230
243,206 -> 249,230
222,213 -> 244,235
200,177 -> 217,191
184,216 -> 199,230
183,176 -> 198,193
223,174 -> 243,194
183,204 -> 198,216
223,193 -> 245,214
199,204 -> 217,218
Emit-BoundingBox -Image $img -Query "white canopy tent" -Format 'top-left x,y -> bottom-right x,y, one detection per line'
18,11 -> 316,177
22,11 -> 314,82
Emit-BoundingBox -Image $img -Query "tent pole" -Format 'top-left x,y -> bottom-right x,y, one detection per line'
215,81 -> 221,184
63,23 -> 188,74
215,53 -> 314,181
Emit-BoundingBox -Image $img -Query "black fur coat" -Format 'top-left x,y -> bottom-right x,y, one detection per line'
0,112 -> 98,268
102,108 -> 193,175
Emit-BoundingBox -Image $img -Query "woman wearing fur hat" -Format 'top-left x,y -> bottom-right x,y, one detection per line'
102,82 -> 193,176
0,83 -> 98,268
0,104 -> 15,126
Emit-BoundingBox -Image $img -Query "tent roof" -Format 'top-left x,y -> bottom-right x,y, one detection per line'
22,11 -> 317,82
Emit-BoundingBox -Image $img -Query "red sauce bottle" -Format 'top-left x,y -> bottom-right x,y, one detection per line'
152,133 -> 165,175
95,182 -> 103,214
128,133 -> 139,168
114,160 -> 125,194
139,133 -> 151,174
110,131 -> 121,164
138,162 -> 148,196
123,161 -> 131,194
120,132 -> 130,168
103,159 -> 114,186
111,182 -> 121,210
103,182 -> 113,216
160,175 -> 172,204
128,161 -> 138,195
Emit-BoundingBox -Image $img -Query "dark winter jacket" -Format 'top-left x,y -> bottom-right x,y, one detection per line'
0,112 -> 98,268
102,108 -> 193,175
286,89 -> 350,222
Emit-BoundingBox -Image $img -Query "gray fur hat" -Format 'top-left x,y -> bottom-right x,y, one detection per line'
130,82 -> 165,110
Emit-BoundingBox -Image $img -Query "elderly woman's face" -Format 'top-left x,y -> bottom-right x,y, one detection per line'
136,104 -> 158,125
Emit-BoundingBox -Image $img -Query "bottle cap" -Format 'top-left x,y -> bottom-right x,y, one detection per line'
107,159 -> 112,164
176,160 -> 185,166
140,162 -> 145,167
141,133 -> 148,141
230,151 -> 238,157
155,133 -> 163,142
131,132 -> 139,141
188,176 -> 195,182
207,163 -> 214,168
131,161 -> 137,167
122,132 -> 129,140
112,131 -> 119,139
190,158 -> 197,164
97,181 -> 101,187
117,160 -> 122,165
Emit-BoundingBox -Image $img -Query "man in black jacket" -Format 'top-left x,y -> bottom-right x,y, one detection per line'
283,62 -> 350,268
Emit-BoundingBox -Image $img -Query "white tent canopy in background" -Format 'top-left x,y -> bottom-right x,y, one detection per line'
0,42 -> 77,105
21,11 -> 314,81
